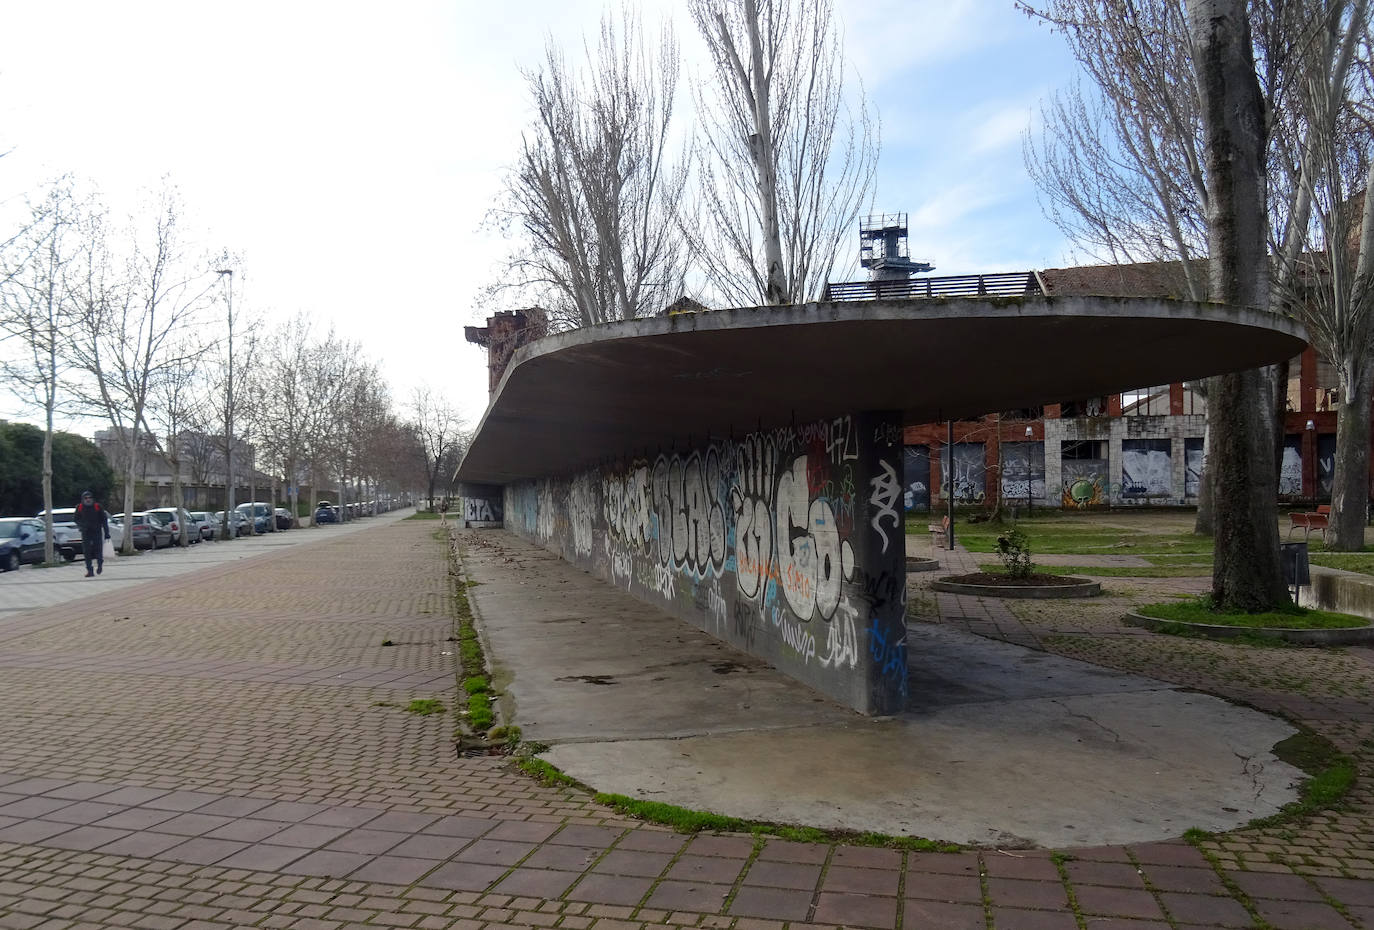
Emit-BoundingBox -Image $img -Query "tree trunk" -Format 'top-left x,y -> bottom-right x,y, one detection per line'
743,0 -> 786,304
41,400 -> 55,564
120,435 -> 138,555
171,451 -> 186,547
1191,0 -> 1287,610
1328,360 -> 1372,550
1210,370 -> 1289,609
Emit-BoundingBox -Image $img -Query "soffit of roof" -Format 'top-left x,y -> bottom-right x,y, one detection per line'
455,296 -> 1306,485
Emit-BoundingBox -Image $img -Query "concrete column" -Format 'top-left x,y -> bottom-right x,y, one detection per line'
851,411 -> 908,715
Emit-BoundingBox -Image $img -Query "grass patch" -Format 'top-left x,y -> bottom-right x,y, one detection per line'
463,677 -> 489,694
593,792 -> 960,851
405,699 -> 445,716
1246,730 -> 1356,828
406,511 -> 444,520
1137,597 -> 1367,629
517,756 -> 585,789
515,753 -> 959,850
1310,553 -> 1374,575
467,691 -> 494,730
978,562 -> 1212,578
908,512 -> 1215,556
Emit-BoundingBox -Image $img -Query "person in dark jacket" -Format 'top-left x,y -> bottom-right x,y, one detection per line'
73,490 -> 109,577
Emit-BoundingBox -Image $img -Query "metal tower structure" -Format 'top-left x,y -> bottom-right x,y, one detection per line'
859,213 -> 933,281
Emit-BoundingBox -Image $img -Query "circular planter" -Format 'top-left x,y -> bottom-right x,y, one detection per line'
905,556 -> 940,573
1123,611 -> 1374,645
931,573 -> 1101,599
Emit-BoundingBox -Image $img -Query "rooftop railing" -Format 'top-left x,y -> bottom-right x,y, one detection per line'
822,272 -> 1043,302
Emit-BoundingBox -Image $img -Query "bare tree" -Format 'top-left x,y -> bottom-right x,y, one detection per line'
254,314 -> 317,527
68,183 -> 215,553
686,0 -> 878,307
408,384 -> 463,509
1022,2 -> 1209,297
494,9 -> 689,329
140,334 -> 213,545
1023,0 -> 1371,543
0,180 -> 83,562
1190,0 -> 1291,609
1272,2 -> 1374,549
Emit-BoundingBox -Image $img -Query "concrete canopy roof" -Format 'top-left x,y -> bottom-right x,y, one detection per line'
456,296 -> 1307,485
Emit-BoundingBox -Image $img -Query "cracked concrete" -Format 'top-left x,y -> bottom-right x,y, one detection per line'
461,530 -> 1305,849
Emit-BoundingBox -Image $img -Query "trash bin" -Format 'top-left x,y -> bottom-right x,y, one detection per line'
1280,541 -> 1310,589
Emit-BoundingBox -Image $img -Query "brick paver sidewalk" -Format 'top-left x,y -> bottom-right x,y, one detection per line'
0,519 -> 1369,928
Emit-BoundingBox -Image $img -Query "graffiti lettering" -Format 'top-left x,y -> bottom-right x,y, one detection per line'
732,435 -> 776,601
776,454 -> 853,621
817,599 -> 860,670
779,617 -> 817,663
868,615 -> 909,699
464,498 -> 500,522
868,459 -> 901,554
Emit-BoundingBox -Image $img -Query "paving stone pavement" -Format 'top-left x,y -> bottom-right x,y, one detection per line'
0,517 -> 1369,928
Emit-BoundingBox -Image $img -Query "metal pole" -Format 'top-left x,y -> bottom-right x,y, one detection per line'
946,419 -> 955,550
217,269 -> 234,541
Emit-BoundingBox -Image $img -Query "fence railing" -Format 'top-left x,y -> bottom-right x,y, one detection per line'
822,272 -> 1043,302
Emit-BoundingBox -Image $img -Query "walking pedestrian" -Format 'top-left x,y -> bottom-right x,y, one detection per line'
74,490 -> 109,577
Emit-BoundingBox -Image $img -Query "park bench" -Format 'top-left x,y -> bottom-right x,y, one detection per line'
1287,504 -> 1331,543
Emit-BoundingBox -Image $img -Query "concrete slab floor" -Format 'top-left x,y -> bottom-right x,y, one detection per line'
461,529 -> 1303,850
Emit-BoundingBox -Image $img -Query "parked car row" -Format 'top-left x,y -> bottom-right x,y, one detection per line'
4,497 -> 396,573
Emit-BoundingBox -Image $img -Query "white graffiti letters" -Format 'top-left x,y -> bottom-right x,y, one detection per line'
868,459 -> 901,554
776,455 -> 854,621
731,435 -> 776,600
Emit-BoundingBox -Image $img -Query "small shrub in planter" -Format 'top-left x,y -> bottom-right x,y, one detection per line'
995,527 -> 1034,579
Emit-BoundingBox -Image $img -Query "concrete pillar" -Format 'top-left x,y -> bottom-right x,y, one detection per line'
850,411 -> 908,715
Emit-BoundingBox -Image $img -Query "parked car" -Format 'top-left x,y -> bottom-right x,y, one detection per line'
0,517 -> 48,571
145,507 -> 200,546
313,503 -> 337,524
34,508 -> 82,561
236,502 -> 273,534
188,511 -> 217,541
274,507 -> 293,529
109,514 -> 159,550
214,511 -> 250,537
131,512 -> 175,549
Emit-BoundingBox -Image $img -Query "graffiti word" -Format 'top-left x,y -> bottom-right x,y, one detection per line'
654,450 -> 727,578
464,498 -> 500,522
868,615 -> 909,698
707,582 -> 728,631
873,421 -> 903,448
776,454 -> 855,620
732,434 -> 777,601
780,617 -> 818,664
868,460 -> 901,553
651,562 -> 677,600
796,415 -> 857,464
817,601 -> 860,670
569,474 -> 597,557
603,466 -> 652,549
609,544 -> 633,583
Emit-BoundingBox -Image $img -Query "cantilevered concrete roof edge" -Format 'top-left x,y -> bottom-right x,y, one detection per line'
456,296 -> 1307,486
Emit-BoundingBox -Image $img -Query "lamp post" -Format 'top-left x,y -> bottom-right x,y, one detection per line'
216,269 -> 235,542
1306,418 -> 1316,508
1025,425 -> 1034,516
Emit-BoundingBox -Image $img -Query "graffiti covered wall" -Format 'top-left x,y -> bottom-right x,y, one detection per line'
903,445 -> 930,511
1121,439 -> 1172,499
458,483 -> 504,526
504,412 -> 908,715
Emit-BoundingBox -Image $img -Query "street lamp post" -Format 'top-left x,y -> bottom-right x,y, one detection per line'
1306,418 -> 1316,509
217,269 -> 235,542
1025,425 -> 1034,517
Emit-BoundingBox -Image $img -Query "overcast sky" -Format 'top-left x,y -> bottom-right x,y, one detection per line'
0,0 -> 1078,434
